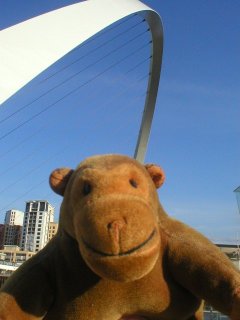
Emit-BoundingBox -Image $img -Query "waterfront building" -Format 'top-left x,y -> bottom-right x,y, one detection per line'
3,225 -> 22,247
2,210 -> 24,247
21,200 -> 54,252
0,245 -> 35,263
48,222 -> 58,241
0,245 -> 35,288
4,209 -> 24,226
0,225 -> 5,250
0,262 -> 17,288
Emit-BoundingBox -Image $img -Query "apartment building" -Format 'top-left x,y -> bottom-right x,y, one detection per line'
48,222 -> 58,241
0,225 -> 4,249
0,245 -> 35,288
21,200 -> 54,252
3,209 -> 24,247
4,225 -> 22,247
4,209 -> 24,225
0,245 -> 35,264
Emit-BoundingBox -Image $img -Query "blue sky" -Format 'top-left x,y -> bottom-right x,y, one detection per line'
0,0 -> 239,244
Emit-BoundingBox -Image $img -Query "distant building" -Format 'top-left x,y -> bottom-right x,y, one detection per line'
4,225 -> 22,247
4,209 -> 24,226
0,225 -> 5,250
0,245 -> 35,288
218,243 -> 240,270
0,245 -> 35,264
21,200 -> 54,252
48,222 -> 58,241
3,209 -> 24,247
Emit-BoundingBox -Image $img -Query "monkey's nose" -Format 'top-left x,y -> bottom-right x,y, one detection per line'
107,219 -> 126,255
107,219 -> 125,231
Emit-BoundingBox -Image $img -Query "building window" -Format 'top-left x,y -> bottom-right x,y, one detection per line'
26,203 -> 30,212
40,202 -> 46,211
32,202 -> 38,211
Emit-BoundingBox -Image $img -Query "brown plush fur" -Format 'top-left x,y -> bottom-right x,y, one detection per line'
0,154 -> 240,320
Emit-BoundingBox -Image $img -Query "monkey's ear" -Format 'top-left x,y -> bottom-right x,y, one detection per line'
49,168 -> 74,196
145,164 -> 165,189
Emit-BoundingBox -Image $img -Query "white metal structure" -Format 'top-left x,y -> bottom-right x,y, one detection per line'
234,187 -> 240,215
0,0 -> 163,162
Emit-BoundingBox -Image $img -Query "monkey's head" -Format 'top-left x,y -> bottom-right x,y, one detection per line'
49,154 -> 165,282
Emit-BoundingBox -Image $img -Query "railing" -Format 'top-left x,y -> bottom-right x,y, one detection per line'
0,260 -> 17,266
204,310 -> 229,319
0,270 -> 13,276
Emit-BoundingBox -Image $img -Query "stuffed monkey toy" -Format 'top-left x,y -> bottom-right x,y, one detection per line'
0,154 -> 240,320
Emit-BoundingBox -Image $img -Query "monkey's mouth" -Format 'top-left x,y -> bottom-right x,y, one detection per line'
82,229 -> 156,257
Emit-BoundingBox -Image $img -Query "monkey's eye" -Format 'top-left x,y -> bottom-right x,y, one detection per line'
82,182 -> 92,196
129,179 -> 138,188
